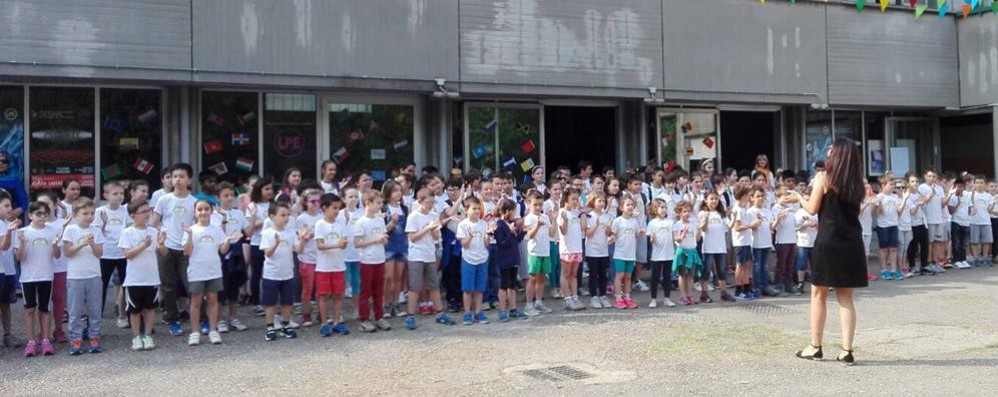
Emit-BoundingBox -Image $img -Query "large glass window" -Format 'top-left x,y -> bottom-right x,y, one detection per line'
29,87 -> 96,197
657,112 -> 678,170
264,94 -> 316,180
99,88 -> 162,187
201,91 -> 259,183
0,86 -> 27,213
834,111 -> 862,143
328,103 -> 414,183
804,110 -> 832,174
465,105 -> 541,183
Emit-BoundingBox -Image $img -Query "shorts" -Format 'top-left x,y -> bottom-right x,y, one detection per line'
315,271 -> 346,297
635,235 -> 649,263
928,223 -> 947,242
613,259 -> 636,274
407,260 -> 440,291
385,251 -> 408,262
261,278 -> 295,306
971,224 -> 994,244
124,286 -> 159,314
500,268 -> 518,290
876,226 -> 899,248
559,252 -> 583,264
795,247 -> 812,271
703,253 -> 726,282
22,281 -> 52,311
735,246 -> 754,264
222,266 -> 248,303
0,274 -> 16,304
528,255 -> 551,275
187,278 -> 223,294
461,260 -> 488,293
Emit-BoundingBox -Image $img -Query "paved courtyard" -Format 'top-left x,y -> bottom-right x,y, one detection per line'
2,264 -> 998,396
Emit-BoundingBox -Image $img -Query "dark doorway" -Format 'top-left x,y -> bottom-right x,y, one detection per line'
544,106 -> 616,174
941,114 -> 993,178
720,111 -> 778,172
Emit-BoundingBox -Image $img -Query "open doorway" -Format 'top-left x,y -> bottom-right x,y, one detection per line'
720,111 -> 778,171
544,106 -> 616,174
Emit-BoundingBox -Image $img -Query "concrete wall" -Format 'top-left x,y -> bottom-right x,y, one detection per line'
958,16 -> 998,107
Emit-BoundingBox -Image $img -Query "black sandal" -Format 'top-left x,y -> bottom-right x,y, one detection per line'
836,349 -> 855,366
795,344 -> 823,360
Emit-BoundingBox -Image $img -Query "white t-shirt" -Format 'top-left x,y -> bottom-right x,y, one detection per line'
772,204 -> 797,245
45,220 -> 68,274
456,219 -> 488,265
859,198 -> 874,236
748,207 -> 773,249
261,227 -> 298,281
731,204 -> 754,248
875,193 -> 901,228
700,211 -> 729,254
354,215 -> 387,264
611,216 -> 641,261
794,209 -> 818,248
16,225 -> 61,282
584,212 -> 613,258
153,193 -> 197,250
899,193 -> 916,231
405,210 -> 439,263
296,212 -> 321,264
245,202 -> 270,246
523,213 -> 551,257
557,209 -> 584,254
62,224 -> 105,280
95,205 -> 130,259
314,218 -> 347,272
970,192 -> 994,226
673,220 -> 697,249
118,226 -> 161,286
0,221 -> 15,275
338,207 -> 363,263
320,181 -> 338,195
183,224 -> 225,282
211,207 -> 246,258
150,188 -> 166,210
918,184 -> 944,224
906,192 -> 925,227
647,218 -> 675,261
948,193 -> 972,227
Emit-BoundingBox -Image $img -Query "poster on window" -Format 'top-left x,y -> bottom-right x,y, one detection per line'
29,88 -> 96,194
0,86 -> 28,213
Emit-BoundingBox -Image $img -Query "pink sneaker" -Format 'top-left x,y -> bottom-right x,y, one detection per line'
624,298 -> 638,309
52,329 -> 67,343
613,298 -> 627,309
40,339 -> 54,356
23,340 -> 37,357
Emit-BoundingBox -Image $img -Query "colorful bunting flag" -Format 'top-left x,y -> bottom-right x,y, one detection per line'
101,164 -> 122,179
203,140 -> 223,154
915,4 -> 927,18
237,111 -> 255,126
472,144 -> 492,159
207,113 -> 226,127
520,139 -> 536,155
963,4 -> 971,17
938,0 -> 949,18
118,137 -> 139,150
133,158 -> 154,175
971,0 -> 980,10
514,122 -> 530,134
393,139 -> 409,152
332,147 -> 349,164
857,0 -> 866,12
483,119 -> 497,134
453,156 -> 464,166
502,157 -> 517,169
102,117 -> 125,134
136,108 -> 157,124
209,162 -> 228,175
231,133 -> 250,146
235,157 -> 255,172
908,0 -> 917,7
760,0 -> 765,4
520,158 -> 535,172
993,0 -> 998,14
880,0 -> 889,12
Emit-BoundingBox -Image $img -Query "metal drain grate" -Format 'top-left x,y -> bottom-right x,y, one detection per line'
735,302 -> 798,315
521,365 -> 595,382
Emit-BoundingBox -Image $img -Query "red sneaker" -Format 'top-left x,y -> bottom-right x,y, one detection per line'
624,298 -> 638,309
613,298 -> 627,309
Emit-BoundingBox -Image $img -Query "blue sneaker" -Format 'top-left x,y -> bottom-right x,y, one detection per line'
475,312 -> 489,324
498,311 -> 510,322
319,324 -> 333,337
332,322 -> 350,335
200,321 -> 210,335
169,322 -> 183,336
68,340 -> 83,356
435,313 -> 455,325
404,315 -> 417,330
462,313 -> 473,325
511,309 -> 528,320
880,270 -> 892,281
892,271 -> 904,281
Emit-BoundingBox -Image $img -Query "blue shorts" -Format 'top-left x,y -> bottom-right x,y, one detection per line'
261,278 -> 294,306
0,274 -> 17,304
703,253 -> 726,282
735,246 -> 753,264
877,226 -> 899,248
461,260 -> 488,293
795,247 -> 812,271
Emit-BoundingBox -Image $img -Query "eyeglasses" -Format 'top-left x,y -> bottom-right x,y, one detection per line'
307,199 -> 320,205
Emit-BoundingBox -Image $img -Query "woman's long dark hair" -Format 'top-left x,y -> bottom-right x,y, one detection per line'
825,138 -> 864,206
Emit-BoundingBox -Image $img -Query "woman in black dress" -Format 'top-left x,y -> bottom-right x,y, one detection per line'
795,138 -> 868,365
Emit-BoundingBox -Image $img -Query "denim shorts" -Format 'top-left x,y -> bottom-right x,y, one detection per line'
735,246 -> 754,264
703,253 -> 726,282
876,226 -> 899,248
795,247 -> 812,271
461,260 -> 488,293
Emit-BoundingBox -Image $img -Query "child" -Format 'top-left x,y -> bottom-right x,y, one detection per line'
793,187 -> 819,295
354,191 -> 391,333
183,199 -> 237,345
381,180 -> 408,318
918,170 -> 946,272
0,193 -> 20,349
194,171 -> 219,206
947,177 -> 972,269
16,202 -> 61,357
523,191 -> 556,316
544,182 -> 563,299
610,196 -> 644,309
646,199 -> 675,308
296,189 -> 322,327
278,167 -> 302,205
624,174 -> 649,293
128,180 -> 150,207
36,191 -> 68,343
403,188 -> 454,330
748,188 -> 777,297
494,199 -> 526,321
859,181 -> 875,275
897,179 -> 915,278
314,193 -> 351,336
874,176 -> 902,280
152,163 -> 198,335
119,200 -> 166,351
557,188 -> 587,310
672,201 -> 702,306
95,181 -> 130,328
584,193 -> 613,309
772,187 -> 799,293
320,160 -> 339,194
969,176 -> 994,267
261,203 -> 307,341
339,187 -> 363,299
211,182 -> 249,332
58,179 -> 82,221
245,177 -> 274,317
149,166 -> 174,209
699,191 -> 734,302
457,196 -> 490,325
729,185 -> 757,299
904,173 -> 932,275
62,198 -> 106,354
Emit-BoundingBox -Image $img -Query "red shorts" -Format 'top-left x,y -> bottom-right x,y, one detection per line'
315,271 -> 346,297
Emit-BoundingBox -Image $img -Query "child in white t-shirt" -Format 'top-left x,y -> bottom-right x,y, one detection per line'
261,203 -> 306,341
729,185 -> 758,299
609,196 -> 645,309
457,196 -> 490,325
772,187 -> 799,294
211,182 -> 248,332
315,193 -> 350,336
523,192 -> 556,316
294,189 -> 322,327
182,200 -> 238,346
0,194 -> 20,349
16,202 -> 61,357
672,201 -> 701,306
646,199 -> 675,308
556,188 -> 587,311
62,198 -> 106,355
793,189 -> 819,296
353,192 -> 390,333
699,191 -> 734,303
584,192 -> 613,309
969,176 -> 995,267
874,176 -> 902,280
119,200 -> 166,351
747,188 -> 776,297
403,188 -> 453,329
94,181 -> 130,329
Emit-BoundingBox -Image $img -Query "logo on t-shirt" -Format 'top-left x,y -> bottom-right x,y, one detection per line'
368,227 -> 385,236
172,206 -> 188,216
325,232 -> 340,241
623,227 -> 635,237
198,235 -> 215,244
107,218 -> 124,226
75,234 -> 92,245
31,238 -> 49,247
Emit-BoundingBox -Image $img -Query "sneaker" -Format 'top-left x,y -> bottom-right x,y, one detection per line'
265,327 -> 279,341
24,340 -> 38,357
217,320 -> 230,333
169,322 -> 183,337
283,326 -> 298,339
735,292 -> 749,299
700,294 -> 713,304
418,305 -> 432,316
511,309 -> 529,320
375,319 -> 391,331
3,334 -> 21,348
319,324 -> 333,337
959,261 -> 972,269
475,311 -> 490,324
435,313 -> 455,325
796,283 -> 805,295
116,317 -> 129,329
40,339 -> 54,356
648,299 -> 658,308
252,305 -> 265,317
693,283 -> 702,292
131,336 -> 144,351
535,301 -> 553,314
302,314 -> 313,327
562,299 -> 573,310
188,332 -> 200,346
892,271 -> 904,281
663,298 -> 677,307
462,313 -> 473,325
614,298 -> 627,309
490,301 -> 500,311
624,298 -> 638,309
720,293 -> 737,302
208,330 -> 222,344
344,287 -> 353,299
551,289 -> 563,299
633,280 -> 650,292
359,321 -> 377,333
404,315 -> 417,330
589,297 -> 604,309
523,304 -> 540,317
499,311 -> 510,322
200,321 -> 210,335
575,297 -> 587,310
599,295 -> 612,308
141,335 -> 155,350
390,305 -> 404,318
332,322 -> 350,335
88,338 -> 102,353
293,302 -> 303,314
229,318 -> 248,331
398,291 -> 408,304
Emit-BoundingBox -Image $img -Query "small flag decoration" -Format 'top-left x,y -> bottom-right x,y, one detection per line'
993,0 -> 998,14
102,117 -> 125,134
136,108 -> 157,124
908,0 -> 917,6
514,122 -> 530,134
101,164 -> 122,179
393,139 -> 409,152
971,0 -> 980,10
483,119 -> 497,134
209,162 -> 228,175
207,113 -> 226,127
916,3 -> 928,18
133,158 -> 154,174
231,133 -> 250,146
119,137 -> 139,150
963,4 -> 971,17
880,0 -> 889,12
520,139 -> 536,155
237,111 -> 256,126
938,0 -> 949,18
235,157 -> 254,172
203,140 -> 223,154
472,143 -> 492,159
332,147 -> 349,164
502,157 -> 517,169
520,158 -> 535,172
857,0 -> 866,12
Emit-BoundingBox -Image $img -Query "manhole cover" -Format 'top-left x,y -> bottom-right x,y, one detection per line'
734,302 -> 798,315
520,365 -> 595,382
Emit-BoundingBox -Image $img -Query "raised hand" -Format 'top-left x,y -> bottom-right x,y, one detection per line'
143,234 -> 153,247
157,231 -> 167,246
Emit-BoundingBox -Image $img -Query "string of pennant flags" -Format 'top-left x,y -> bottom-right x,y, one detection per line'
760,0 -> 998,19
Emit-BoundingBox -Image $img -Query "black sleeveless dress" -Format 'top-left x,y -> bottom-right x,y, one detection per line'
811,194 -> 869,288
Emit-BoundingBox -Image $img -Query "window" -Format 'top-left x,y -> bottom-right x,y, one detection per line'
201,91 -> 259,183
264,93 -> 316,181
465,105 -> 542,183
0,86 -> 27,212
833,111 -> 862,143
29,87 -> 96,197
328,103 -> 414,184
804,110 -> 832,174
99,88 -> 162,187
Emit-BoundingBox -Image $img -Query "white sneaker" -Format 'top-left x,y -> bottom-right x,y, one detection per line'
523,303 -> 541,317
600,295 -> 613,308
217,320 -> 230,333
535,301 -> 552,314
188,332 -> 200,346
344,287 -> 353,299
552,289 -> 563,299
589,297 -> 603,309
398,291 -> 408,304
693,283 -> 703,292
648,299 -> 658,308
663,298 -> 677,308
208,330 -> 222,344
131,336 -> 143,351
229,318 -> 248,331
633,281 -> 650,292
116,317 -> 129,329
287,320 -> 301,329
707,284 -> 716,291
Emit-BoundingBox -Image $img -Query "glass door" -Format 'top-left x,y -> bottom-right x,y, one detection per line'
322,97 -> 421,186
463,103 -> 542,183
884,117 -> 936,177
656,109 -> 718,172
